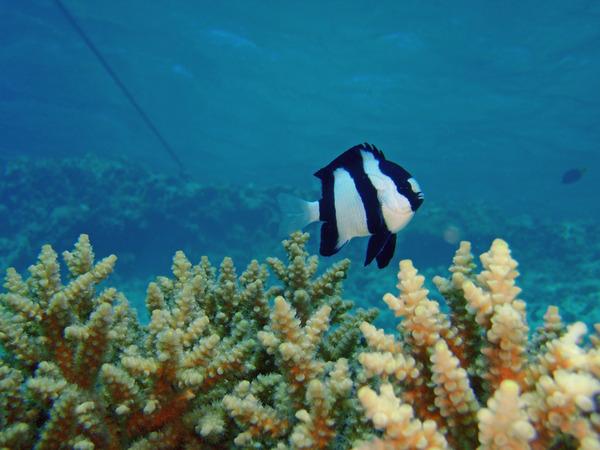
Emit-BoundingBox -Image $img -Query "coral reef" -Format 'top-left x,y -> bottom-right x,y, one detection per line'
0,153 -> 289,276
0,232 -> 375,448
224,234 -> 377,448
355,239 -> 600,449
2,230 -> 600,448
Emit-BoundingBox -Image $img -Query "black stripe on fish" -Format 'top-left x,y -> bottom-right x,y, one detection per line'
341,147 -> 383,236
315,143 -> 388,257
316,166 -> 339,256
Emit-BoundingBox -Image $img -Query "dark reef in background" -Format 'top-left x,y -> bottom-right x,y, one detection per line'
0,154 -> 286,276
1,154 -> 599,329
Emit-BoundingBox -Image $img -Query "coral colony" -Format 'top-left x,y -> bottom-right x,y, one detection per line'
1,232 -> 599,448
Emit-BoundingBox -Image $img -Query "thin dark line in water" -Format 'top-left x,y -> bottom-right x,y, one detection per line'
53,0 -> 187,176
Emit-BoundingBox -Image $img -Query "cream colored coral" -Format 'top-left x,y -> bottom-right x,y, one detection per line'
528,369 -> 600,445
171,251 -> 192,289
478,239 -> 520,301
542,306 -> 563,335
358,350 -> 420,382
359,238 -> 600,449
270,296 -> 302,341
356,383 -> 448,449
120,353 -> 158,378
478,380 -> 535,448
449,241 -> 476,276
430,340 -> 478,420
195,407 -> 226,438
462,238 -> 522,327
145,282 -> 166,313
483,303 -> 529,386
223,391 -> 288,446
384,259 -> 444,351
3,267 -> 29,296
267,232 -> 350,323
359,322 -> 404,354
304,304 -> 331,346
538,322 -> 590,374
290,359 -> 354,448
89,254 -> 117,282
1,292 -> 40,321
328,358 -> 353,397
99,363 -> 139,414
28,244 -> 61,303
290,379 -> 332,448
2,232 -> 360,448
62,234 -> 94,278
257,296 -> 327,391
433,241 -> 476,293
172,284 -> 197,327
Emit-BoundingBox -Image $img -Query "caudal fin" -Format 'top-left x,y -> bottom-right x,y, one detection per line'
277,193 -> 319,236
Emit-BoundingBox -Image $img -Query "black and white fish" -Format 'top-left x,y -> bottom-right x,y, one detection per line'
278,143 -> 423,268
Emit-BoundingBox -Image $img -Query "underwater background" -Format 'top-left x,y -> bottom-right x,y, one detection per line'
1,0 -> 599,329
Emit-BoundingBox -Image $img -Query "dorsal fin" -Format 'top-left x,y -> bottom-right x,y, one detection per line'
361,142 -> 386,160
314,143 -> 384,180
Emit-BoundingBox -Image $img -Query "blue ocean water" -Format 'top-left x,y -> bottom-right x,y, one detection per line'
1,1 -> 599,328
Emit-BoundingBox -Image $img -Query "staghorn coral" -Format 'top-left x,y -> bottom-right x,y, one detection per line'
3,231 -> 600,449
0,232 -> 376,449
0,234 -> 137,449
224,232 -> 378,448
355,238 -> 600,449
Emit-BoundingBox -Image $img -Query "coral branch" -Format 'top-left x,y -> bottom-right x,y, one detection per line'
3,233 -> 597,448
357,239 -> 600,449
0,232 -> 374,448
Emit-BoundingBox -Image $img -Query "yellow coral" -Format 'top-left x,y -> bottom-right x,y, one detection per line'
430,340 -> 479,432
357,239 -> 600,449
4,232 -> 598,449
355,383 -> 448,449
0,232 -> 375,448
230,295 -> 359,447
462,238 -> 523,328
478,380 -> 536,448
